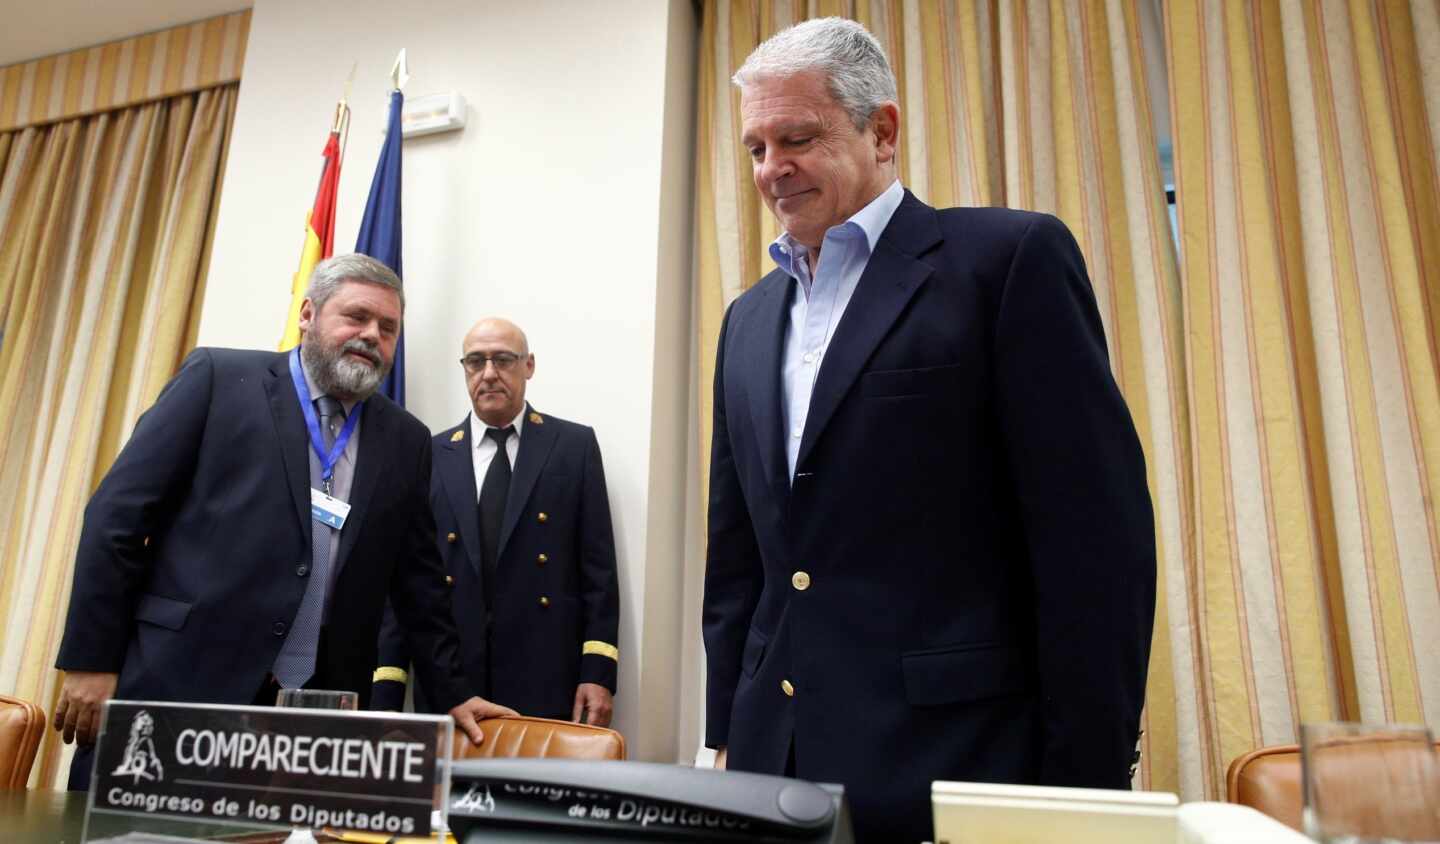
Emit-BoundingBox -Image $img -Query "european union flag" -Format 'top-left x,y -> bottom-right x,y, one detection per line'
356,89 -> 405,405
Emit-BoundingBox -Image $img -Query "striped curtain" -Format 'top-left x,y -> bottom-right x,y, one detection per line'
0,14 -> 246,790
1164,0 -> 1440,799
696,0 -> 1440,800
0,11 -> 249,132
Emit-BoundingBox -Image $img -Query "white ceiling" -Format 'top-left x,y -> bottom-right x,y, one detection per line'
0,0 -> 251,67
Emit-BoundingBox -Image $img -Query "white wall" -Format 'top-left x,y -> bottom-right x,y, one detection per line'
200,0 -> 698,760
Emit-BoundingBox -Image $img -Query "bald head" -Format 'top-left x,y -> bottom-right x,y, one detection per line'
461,317 -> 536,427
463,318 -> 529,356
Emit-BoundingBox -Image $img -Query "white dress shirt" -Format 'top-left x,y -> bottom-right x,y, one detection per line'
470,407 -> 526,499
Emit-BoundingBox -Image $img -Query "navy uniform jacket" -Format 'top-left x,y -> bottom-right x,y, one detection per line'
372,405 -> 620,718
55,348 -> 469,710
703,192 -> 1156,843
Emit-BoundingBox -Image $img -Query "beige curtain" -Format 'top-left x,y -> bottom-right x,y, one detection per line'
0,82 -> 237,789
0,11 -> 249,133
1163,0 -> 1440,799
696,0 -> 1440,802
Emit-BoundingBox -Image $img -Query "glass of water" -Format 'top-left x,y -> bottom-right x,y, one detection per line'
275,688 -> 358,710
1301,721 -> 1440,843
274,689 -> 358,842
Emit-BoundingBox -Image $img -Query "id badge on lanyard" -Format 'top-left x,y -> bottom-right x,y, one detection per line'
289,349 -> 363,529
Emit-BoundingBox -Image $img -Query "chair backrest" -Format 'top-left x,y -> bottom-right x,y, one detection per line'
1227,744 -> 1306,830
1227,739 -> 1440,831
451,715 -> 625,761
0,693 -> 45,790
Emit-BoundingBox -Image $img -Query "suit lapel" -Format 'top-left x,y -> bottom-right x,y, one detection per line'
334,396 -> 385,573
795,192 -> 941,471
438,418 -> 482,573
744,271 -> 792,500
264,354 -> 311,542
498,403 -> 557,560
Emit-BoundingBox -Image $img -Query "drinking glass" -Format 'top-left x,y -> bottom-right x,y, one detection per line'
274,689 -> 358,842
1301,721 -> 1440,843
274,688 -> 358,710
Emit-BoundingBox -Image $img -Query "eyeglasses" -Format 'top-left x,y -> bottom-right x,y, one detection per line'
460,352 -> 523,374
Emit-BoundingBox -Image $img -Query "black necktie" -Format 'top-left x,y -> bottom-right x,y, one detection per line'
478,426 -> 514,608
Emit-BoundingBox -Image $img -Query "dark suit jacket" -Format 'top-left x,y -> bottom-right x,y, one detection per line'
703,192 -> 1156,842
55,348 -> 469,712
372,405 -> 620,719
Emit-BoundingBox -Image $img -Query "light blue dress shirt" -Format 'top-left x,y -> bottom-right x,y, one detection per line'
772,178 -> 904,480
300,361 -> 358,619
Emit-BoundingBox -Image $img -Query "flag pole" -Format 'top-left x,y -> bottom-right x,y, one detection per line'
334,62 -> 354,153
279,77 -> 351,351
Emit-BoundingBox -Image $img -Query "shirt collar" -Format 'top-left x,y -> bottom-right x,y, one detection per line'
768,178 -> 905,279
298,348 -> 360,415
470,406 -> 527,450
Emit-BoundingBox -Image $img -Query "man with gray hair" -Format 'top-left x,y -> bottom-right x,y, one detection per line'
703,17 -> 1155,841
54,253 -> 516,791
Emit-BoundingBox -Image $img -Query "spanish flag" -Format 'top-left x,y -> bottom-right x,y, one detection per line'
279,112 -> 346,351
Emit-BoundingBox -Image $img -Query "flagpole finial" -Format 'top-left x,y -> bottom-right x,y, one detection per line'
333,62 -> 356,133
390,49 -> 410,91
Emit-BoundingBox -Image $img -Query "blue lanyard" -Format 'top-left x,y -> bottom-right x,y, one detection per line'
289,348 -> 362,492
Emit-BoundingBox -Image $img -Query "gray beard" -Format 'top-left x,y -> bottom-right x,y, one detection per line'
301,338 -> 388,401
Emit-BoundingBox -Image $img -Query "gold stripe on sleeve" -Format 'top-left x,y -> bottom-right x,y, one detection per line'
372,666 -> 408,684
582,641 -> 619,662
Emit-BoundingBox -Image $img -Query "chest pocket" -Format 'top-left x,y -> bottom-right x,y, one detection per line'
861,363 -> 964,399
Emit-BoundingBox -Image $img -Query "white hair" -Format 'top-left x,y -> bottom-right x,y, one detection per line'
732,17 -> 898,129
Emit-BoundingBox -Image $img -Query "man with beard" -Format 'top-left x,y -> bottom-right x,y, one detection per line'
53,254 -> 516,791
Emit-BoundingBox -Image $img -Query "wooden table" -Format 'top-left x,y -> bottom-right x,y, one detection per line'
0,790 -> 313,843
0,788 -> 87,842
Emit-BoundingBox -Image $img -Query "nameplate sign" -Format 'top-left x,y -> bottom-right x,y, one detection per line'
446,759 -> 847,842
87,700 -> 452,840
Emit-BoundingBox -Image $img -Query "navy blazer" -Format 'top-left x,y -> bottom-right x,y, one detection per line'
55,348 -> 469,712
703,193 -> 1156,842
373,406 -> 620,719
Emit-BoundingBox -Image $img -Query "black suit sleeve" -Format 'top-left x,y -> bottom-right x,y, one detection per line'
701,303 -> 766,749
370,600 -> 410,710
385,434 -> 469,713
993,214 -> 1156,787
576,429 -> 620,691
55,349 -> 214,672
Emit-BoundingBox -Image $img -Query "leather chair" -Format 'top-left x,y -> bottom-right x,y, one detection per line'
0,693 -> 45,789
451,715 -> 625,761
1227,738 -> 1440,832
